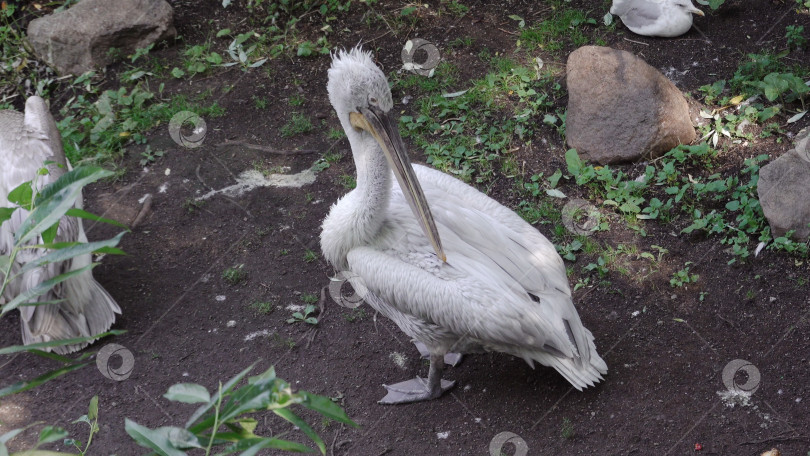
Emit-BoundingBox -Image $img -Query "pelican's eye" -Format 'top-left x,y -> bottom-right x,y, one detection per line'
369,96 -> 378,105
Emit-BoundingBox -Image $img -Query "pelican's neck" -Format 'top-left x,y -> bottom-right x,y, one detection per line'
347,125 -> 392,212
320,118 -> 392,270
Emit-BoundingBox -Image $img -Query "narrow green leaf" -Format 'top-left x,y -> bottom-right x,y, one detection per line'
16,170 -> 110,245
88,396 -> 99,420
0,363 -> 88,397
65,208 -> 129,230
0,428 -> 25,444
273,408 -> 325,454
18,233 -> 126,276
164,383 -> 211,404
234,437 -> 313,455
300,392 -> 358,427
186,363 -> 257,429
0,264 -> 96,315
33,167 -> 111,205
0,330 -> 126,355
124,419 -> 187,456
37,426 -> 68,445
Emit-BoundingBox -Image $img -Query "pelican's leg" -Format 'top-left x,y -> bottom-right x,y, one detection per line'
413,340 -> 463,367
379,352 -> 456,404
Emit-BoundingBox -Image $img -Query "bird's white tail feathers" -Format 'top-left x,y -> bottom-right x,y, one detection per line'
21,274 -> 120,355
520,327 -> 608,390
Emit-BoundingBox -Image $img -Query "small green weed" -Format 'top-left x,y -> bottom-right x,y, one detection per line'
281,113 -> 313,137
289,93 -> 305,106
287,304 -> 319,325
253,95 -> 269,109
249,301 -> 274,314
561,417 -> 575,439
139,145 -> 164,166
222,264 -> 247,285
303,250 -> 318,263
670,263 -> 699,287
786,25 -> 807,50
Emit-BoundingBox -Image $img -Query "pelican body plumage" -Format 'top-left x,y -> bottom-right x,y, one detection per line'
321,48 -> 607,404
0,96 -> 120,354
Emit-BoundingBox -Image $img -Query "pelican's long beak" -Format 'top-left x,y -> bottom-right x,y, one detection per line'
350,107 -> 446,262
691,6 -> 705,16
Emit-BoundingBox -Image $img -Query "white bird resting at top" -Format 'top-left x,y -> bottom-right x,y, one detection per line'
321,47 -> 607,404
0,96 -> 121,354
610,0 -> 705,37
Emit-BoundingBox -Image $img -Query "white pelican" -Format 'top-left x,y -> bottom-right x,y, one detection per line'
0,96 -> 120,354
321,48 -> 607,404
610,0 -> 704,38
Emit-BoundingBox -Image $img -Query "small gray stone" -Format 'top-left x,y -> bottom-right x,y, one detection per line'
27,0 -> 175,75
565,46 -> 696,164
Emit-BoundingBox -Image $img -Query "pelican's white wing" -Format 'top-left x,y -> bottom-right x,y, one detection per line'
347,165 -> 606,389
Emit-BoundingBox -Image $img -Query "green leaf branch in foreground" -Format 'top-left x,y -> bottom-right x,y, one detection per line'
126,365 -> 358,455
1,166 -> 128,395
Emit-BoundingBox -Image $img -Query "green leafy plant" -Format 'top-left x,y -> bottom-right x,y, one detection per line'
222,31 -> 268,69
222,264 -> 247,285
0,396 -> 100,455
139,145 -> 165,166
786,25 -> 807,50
0,166 -> 127,397
287,304 -> 318,325
125,365 -> 357,454
670,262 -> 699,287
65,395 -> 101,454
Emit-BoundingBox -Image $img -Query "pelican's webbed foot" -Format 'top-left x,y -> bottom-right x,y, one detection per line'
379,377 -> 455,404
379,352 -> 455,404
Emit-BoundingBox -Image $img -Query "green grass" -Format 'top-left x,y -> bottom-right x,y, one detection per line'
249,301 -> 274,314
222,264 -> 247,285
289,93 -> 305,106
303,250 -> 318,263
281,113 -> 313,137
519,6 -> 597,52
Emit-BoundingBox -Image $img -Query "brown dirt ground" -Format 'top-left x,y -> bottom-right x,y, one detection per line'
2,0 -> 810,455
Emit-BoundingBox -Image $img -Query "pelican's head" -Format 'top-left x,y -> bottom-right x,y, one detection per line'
327,48 -> 393,124
675,0 -> 704,16
327,47 -> 445,262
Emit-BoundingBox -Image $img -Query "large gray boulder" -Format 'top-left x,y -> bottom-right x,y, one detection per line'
27,0 -> 175,75
758,130 -> 810,240
565,46 -> 696,164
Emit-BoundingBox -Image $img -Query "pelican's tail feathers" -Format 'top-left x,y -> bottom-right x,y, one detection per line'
21,274 -> 120,355
519,333 -> 608,390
